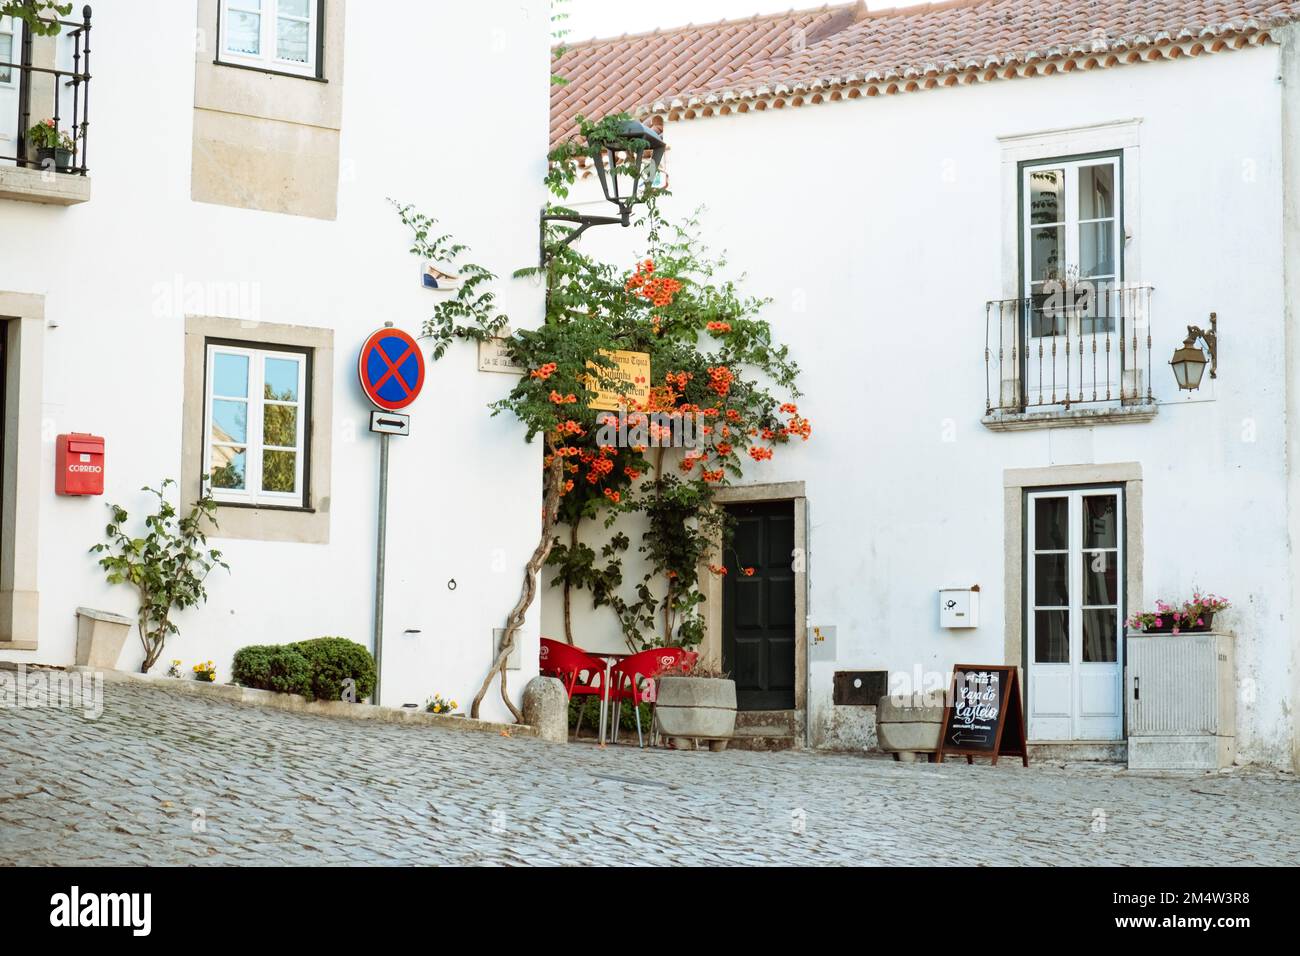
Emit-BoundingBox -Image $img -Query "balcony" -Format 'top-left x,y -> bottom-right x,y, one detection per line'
0,5 -> 91,205
983,284 -> 1158,431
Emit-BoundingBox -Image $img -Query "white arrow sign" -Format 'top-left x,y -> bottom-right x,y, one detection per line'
369,410 -> 410,436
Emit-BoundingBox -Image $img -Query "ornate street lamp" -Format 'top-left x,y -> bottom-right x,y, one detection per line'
540,119 -> 666,264
1169,312 -> 1218,391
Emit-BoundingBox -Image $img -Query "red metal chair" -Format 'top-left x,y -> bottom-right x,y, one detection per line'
607,647 -> 698,747
539,638 -> 609,740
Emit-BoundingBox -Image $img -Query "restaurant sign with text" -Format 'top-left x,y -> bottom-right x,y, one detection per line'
586,349 -> 650,411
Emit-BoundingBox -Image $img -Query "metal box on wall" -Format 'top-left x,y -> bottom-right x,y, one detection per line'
56,433 -> 105,496
1126,631 -> 1236,770
939,586 -> 979,628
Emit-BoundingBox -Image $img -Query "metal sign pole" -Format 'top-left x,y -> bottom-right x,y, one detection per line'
373,431 -> 390,706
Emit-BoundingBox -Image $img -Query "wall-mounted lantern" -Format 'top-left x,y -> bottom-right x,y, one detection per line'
1170,312 -> 1218,391
539,119 -> 666,265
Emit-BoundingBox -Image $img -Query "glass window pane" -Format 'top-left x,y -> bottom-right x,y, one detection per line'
1034,497 -> 1068,550
1078,163 -> 1115,220
0,33 -> 12,84
263,403 -> 298,448
276,17 -> 309,62
1028,168 -> 1064,225
1079,279 -> 1115,335
226,10 -> 261,54
1034,610 -> 1069,663
1029,225 -> 1062,284
1083,495 -> 1117,548
264,356 -> 300,401
209,447 -> 246,490
1083,610 -> 1117,662
211,399 -> 248,444
212,352 -> 249,397
1079,221 -> 1115,278
1034,553 -> 1069,606
1083,551 -> 1118,606
262,450 -> 297,493
279,0 -> 309,17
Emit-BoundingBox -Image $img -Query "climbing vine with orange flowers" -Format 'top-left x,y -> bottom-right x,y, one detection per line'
394,113 -> 812,718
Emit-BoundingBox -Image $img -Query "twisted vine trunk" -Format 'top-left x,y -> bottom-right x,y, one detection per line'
563,520 -> 578,644
470,447 -> 566,721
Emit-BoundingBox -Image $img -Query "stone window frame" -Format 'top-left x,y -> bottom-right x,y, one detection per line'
989,120 -> 1147,429
0,292 -> 43,650
182,314 -> 333,544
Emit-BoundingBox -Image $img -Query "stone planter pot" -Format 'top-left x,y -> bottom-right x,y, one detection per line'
876,693 -> 944,762
655,676 -> 736,747
74,607 -> 133,670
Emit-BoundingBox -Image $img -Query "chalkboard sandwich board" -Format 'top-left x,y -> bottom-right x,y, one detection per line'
934,665 -> 1028,767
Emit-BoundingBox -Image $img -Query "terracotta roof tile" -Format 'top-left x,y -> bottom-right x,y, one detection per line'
550,1 -> 1300,143
549,3 -> 868,149
666,0 -> 1300,105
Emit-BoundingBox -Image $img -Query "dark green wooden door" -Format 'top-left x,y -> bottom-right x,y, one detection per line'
722,500 -> 796,711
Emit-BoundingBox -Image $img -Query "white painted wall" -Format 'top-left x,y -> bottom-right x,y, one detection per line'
543,44 -> 1298,765
0,0 -> 552,721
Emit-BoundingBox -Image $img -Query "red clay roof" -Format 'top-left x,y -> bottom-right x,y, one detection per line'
551,0 -> 1300,143
660,0 -> 1300,105
550,3 -> 868,149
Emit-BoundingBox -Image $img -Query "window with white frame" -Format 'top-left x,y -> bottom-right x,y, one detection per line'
1022,153 -> 1122,337
0,16 -> 16,85
204,343 -> 309,507
218,0 -> 320,77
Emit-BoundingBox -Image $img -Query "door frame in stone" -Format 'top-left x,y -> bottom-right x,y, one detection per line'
0,292 -> 44,650
1004,462 -> 1143,740
699,481 -> 807,714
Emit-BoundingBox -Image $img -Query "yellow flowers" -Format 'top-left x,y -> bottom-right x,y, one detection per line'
192,660 -> 216,683
425,694 -> 459,715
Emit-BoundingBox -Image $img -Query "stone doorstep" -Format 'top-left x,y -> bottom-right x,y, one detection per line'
61,666 -> 539,739
734,709 -> 799,734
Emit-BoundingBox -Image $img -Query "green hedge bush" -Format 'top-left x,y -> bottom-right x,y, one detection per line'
231,644 -> 311,697
232,637 -> 375,702
293,637 -> 376,702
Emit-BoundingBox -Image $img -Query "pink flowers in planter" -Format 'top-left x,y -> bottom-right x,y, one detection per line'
1128,593 -> 1230,635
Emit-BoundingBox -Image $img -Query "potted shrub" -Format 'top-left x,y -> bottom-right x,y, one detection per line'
654,660 -> 736,752
27,118 -> 75,169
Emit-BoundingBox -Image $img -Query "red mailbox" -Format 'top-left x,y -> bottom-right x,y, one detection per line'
56,433 -> 105,496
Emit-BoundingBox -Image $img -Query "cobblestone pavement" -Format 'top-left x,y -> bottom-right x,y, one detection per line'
2,678 -> 1298,866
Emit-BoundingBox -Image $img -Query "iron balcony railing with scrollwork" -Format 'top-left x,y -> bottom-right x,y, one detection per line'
984,284 -> 1155,415
1,6 -> 92,176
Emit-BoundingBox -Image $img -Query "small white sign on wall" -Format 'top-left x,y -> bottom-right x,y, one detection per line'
810,624 -> 837,662
477,335 -> 525,375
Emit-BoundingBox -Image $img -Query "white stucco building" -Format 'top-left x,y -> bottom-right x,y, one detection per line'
1,0 -> 550,721
547,0 -> 1300,767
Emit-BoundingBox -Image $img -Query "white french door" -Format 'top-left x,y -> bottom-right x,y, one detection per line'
0,16 -> 19,166
1026,488 -> 1124,741
1022,156 -> 1122,406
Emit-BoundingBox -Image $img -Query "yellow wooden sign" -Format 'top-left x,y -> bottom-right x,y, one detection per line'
587,349 -> 651,411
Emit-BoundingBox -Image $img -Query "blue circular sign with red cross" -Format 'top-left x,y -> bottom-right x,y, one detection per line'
358,327 -> 425,411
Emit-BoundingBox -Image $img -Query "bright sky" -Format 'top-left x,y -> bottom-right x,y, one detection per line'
559,0 -> 927,43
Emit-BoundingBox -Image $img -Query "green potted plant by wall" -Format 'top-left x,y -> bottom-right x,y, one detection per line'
90,480 -> 228,673
27,118 -> 75,169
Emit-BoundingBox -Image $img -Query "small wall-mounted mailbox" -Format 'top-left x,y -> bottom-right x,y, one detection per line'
939,585 -> 980,629
56,433 -> 105,496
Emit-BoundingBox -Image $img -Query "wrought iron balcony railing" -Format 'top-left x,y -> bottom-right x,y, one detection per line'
985,284 -> 1155,415
1,6 -> 92,176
